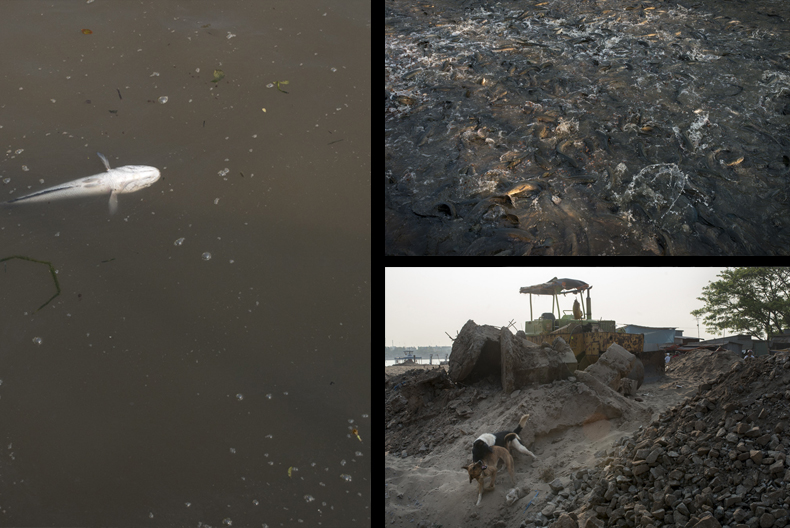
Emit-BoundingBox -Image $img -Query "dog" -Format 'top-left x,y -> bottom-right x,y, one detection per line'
472,414 -> 536,463
462,434 -> 517,506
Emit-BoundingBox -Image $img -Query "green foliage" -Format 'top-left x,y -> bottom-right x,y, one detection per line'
691,267 -> 790,339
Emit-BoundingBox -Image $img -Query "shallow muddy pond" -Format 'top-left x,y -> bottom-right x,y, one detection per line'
386,0 -> 790,255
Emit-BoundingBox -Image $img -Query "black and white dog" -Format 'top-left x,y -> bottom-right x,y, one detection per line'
472,414 -> 536,463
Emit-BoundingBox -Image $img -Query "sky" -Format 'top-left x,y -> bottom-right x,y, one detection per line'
385,267 -> 731,347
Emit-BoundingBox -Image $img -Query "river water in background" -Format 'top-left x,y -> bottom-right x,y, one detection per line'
386,0 -> 790,255
0,1 -> 370,526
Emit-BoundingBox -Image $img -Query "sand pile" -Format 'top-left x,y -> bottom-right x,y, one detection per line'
385,348 -> 789,528
385,366 -> 651,459
385,362 -> 654,528
385,367 -> 461,456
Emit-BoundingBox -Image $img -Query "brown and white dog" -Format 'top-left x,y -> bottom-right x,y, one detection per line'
462,433 -> 517,506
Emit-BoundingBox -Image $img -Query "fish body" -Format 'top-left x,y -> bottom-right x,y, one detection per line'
2,153 -> 160,214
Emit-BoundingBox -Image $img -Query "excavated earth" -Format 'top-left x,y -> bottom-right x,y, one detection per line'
385,351 -> 790,528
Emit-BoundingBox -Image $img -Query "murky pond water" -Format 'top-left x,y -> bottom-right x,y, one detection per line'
386,0 -> 790,255
0,1 -> 370,526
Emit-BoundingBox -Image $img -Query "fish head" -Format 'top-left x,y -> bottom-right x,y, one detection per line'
112,165 -> 162,194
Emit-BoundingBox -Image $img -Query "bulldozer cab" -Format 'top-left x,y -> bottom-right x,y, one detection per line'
518,278 -> 661,377
519,277 -> 594,335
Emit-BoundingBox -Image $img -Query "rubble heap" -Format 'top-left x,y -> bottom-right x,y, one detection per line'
666,349 -> 743,386
532,353 -> 790,528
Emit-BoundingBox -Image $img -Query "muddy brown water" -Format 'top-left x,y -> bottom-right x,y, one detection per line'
385,0 -> 790,255
0,1 -> 370,526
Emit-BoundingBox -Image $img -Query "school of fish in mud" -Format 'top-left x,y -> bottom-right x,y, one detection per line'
385,0 -> 790,255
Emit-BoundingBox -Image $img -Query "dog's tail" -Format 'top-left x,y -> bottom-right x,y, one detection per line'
506,432 -> 536,458
513,413 -> 530,434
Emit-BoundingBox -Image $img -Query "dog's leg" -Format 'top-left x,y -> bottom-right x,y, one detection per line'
505,456 -> 516,486
511,437 -> 537,459
476,479 -> 484,506
486,468 -> 497,491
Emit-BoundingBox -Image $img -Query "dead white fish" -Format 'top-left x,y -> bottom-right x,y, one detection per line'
2,153 -> 160,214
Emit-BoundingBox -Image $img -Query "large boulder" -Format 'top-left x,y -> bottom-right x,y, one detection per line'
625,357 -> 645,389
584,343 -> 643,391
449,320 -> 572,390
448,320 -> 502,383
551,336 -> 578,373
501,329 -> 571,392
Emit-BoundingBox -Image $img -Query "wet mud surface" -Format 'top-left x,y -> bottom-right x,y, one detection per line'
385,0 -> 790,255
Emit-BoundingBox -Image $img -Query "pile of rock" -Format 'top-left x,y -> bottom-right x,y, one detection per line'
532,352 -> 790,528
666,349 -> 743,386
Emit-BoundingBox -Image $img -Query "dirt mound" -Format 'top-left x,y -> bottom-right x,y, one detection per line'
508,372 -> 652,450
385,362 -> 652,472
385,367 -> 466,456
384,358 -> 659,528
385,347 -> 790,528
666,348 -> 742,385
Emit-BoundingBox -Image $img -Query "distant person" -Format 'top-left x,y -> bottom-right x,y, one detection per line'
665,353 -> 671,365
745,350 -> 755,360
573,299 -> 583,320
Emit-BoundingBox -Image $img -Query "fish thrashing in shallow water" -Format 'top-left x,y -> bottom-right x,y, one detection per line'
385,0 -> 790,255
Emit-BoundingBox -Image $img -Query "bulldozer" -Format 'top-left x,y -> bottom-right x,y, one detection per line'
519,277 -> 665,381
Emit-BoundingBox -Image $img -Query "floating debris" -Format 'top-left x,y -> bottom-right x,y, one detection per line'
274,80 -> 289,94
0,255 -> 61,312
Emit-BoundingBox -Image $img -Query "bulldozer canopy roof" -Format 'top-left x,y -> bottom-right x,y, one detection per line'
519,278 -> 590,296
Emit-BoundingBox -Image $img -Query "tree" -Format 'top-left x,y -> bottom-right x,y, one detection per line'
691,267 -> 790,340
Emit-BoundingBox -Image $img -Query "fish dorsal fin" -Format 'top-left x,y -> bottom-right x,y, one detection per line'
97,152 -> 112,171
109,192 -> 118,215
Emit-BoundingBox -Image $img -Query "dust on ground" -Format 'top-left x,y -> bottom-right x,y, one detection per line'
384,349 -> 743,527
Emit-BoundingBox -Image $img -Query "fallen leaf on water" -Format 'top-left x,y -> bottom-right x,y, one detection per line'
275,80 -> 289,94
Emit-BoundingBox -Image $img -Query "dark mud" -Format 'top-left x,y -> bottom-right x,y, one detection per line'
385,0 -> 790,255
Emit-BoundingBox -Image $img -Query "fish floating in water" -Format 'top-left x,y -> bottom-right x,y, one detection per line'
2,152 -> 160,214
